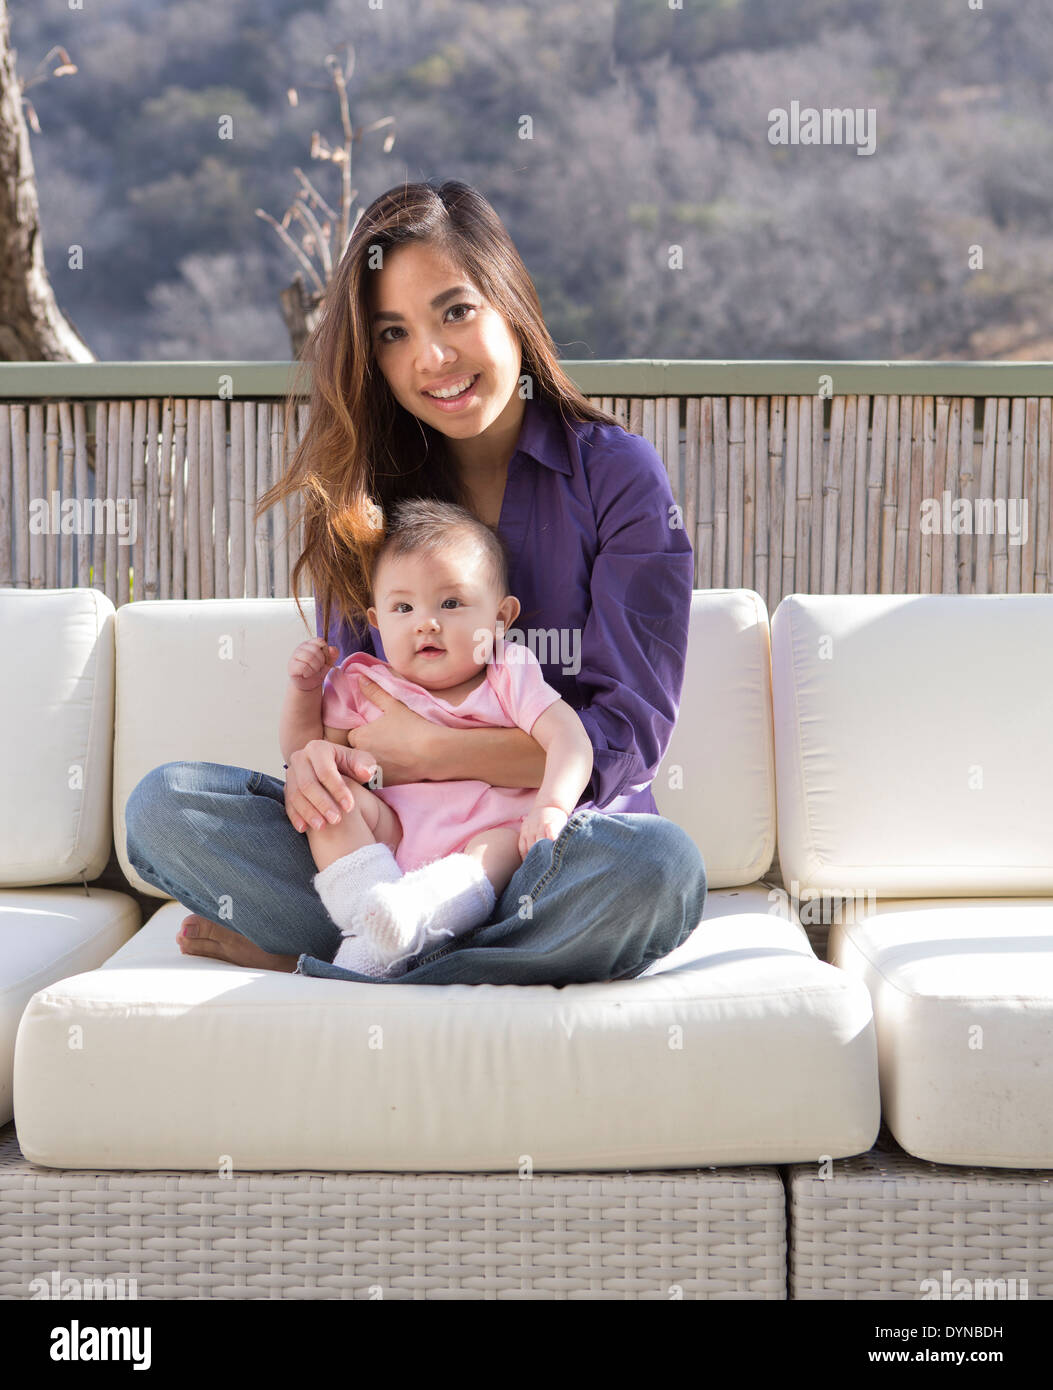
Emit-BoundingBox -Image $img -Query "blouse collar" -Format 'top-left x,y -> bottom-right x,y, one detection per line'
514,394 -> 574,476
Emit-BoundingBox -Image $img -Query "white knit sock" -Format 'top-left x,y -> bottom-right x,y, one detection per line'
352,852 -> 496,969
313,841 -> 403,934
332,931 -> 407,979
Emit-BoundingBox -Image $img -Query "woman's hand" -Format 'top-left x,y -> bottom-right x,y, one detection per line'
284,738 -> 379,833
518,804 -> 569,859
345,674 -> 436,786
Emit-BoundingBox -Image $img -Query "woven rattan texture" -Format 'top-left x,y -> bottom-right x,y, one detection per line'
0,1124 -> 786,1300
787,1124 -> 1053,1299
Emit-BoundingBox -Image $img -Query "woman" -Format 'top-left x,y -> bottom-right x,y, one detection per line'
125,179 -> 707,985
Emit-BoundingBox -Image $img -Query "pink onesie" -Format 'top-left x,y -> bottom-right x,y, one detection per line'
320,643 -> 564,872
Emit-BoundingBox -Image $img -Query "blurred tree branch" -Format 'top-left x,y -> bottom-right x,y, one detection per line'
257,45 -> 395,358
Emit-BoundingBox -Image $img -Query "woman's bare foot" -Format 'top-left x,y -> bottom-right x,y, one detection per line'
177,914 -> 299,973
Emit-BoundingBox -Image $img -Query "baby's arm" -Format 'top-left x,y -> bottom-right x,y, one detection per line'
280,686 -> 324,764
280,638 -> 339,764
525,701 -> 594,817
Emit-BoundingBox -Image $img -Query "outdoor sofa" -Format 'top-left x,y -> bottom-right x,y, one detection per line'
0,584 -> 1050,1299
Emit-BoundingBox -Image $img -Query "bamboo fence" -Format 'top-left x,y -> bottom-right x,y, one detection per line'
1,387 -> 1050,616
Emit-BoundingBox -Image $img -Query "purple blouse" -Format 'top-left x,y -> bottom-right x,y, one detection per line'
317,394 -> 695,816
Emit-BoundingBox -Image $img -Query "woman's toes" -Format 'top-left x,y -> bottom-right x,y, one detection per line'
180,913 -> 216,937
178,915 -> 231,958
175,914 -> 297,973
179,935 -> 224,960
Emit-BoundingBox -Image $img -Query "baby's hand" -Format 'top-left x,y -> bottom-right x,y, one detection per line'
518,804 -> 569,859
289,638 -> 339,692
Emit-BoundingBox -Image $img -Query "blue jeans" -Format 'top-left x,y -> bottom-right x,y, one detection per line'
124,762 -> 707,986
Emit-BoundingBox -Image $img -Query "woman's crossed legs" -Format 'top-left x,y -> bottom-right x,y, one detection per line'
175,768 -> 523,974
125,761 -> 707,985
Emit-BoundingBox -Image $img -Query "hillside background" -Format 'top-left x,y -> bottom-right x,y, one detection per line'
9,0 -> 1053,361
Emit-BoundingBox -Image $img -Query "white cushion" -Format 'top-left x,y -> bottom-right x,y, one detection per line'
772,593 -> 1053,896
1,888 -> 140,1126
0,588 -> 115,886
13,884 -> 879,1170
830,898 -> 1053,1167
654,590 -> 776,889
114,599 -> 316,897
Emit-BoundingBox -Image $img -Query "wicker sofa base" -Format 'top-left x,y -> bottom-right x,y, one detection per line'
7,1120 -> 1052,1299
788,1125 -> 1053,1300
0,1124 -> 787,1300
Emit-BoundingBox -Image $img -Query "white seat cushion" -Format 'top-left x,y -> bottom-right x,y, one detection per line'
830,898 -> 1053,1168
1,888 -> 140,1125
13,885 -> 879,1171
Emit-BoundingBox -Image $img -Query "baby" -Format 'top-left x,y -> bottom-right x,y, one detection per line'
279,497 -> 594,978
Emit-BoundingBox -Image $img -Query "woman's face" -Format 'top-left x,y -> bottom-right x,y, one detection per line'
368,241 -> 523,450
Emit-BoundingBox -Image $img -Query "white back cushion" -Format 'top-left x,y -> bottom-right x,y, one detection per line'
113,591 -> 777,899
772,593 -> 1053,896
654,590 -> 776,889
114,598 -> 317,897
0,587 -> 115,886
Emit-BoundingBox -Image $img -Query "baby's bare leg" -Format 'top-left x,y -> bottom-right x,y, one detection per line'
307,774 -> 402,872
460,826 -> 523,900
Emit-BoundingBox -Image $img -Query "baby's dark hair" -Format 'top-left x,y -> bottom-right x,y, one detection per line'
368,497 -> 511,605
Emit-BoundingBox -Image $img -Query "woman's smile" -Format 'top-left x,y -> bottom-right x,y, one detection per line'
421,372 -> 480,412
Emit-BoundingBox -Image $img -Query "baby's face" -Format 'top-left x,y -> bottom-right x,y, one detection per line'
367,542 -> 518,690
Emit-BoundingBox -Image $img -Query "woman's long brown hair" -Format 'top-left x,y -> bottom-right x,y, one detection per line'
256,178 -> 625,646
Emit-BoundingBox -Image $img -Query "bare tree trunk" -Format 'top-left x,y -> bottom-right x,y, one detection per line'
279,272 -> 324,360
0,0 -> 92,361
